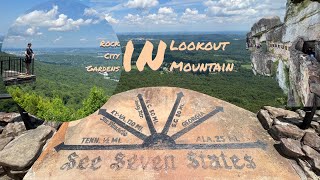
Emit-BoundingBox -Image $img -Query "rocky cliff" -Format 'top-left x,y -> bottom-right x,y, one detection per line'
247,0 -> 320,107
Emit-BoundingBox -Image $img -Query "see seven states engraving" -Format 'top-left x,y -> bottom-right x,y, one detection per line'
24,87 -> 300,180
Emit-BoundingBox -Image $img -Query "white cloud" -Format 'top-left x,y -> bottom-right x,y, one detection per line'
125,0 -> 159,9
123,7 -> 177,25
53,36 -> 62,43
158,7 -> 174,14
124,14 -> 143,24
80,38 -> 87,42
14,6 -> 94,33
84,8 -> 100,16
6,35 -> 26,43
203,0 -> 286,23
84,7 -> 119,25
204,0 -> 258,17
15,5 -> 59,26
180,8 -> 207,23
25,27 -> 37,36
105,14 -> 119,24
48,18 -> 93,31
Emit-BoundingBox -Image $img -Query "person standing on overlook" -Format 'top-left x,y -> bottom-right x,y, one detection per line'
25,43 -> 34,75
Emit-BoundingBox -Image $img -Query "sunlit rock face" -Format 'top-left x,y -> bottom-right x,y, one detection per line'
247,0 -> 320,107
277,60 -> 289,94
283,0 -> 320,42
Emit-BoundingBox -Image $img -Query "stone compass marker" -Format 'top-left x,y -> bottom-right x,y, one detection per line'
25,87 -> 300,179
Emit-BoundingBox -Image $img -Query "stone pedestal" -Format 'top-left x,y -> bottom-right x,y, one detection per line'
25,87 -> 300,179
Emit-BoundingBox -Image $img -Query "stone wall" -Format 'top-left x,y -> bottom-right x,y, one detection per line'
268,42 -> 291,60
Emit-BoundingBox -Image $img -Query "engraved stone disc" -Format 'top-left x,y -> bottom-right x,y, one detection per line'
25,87 -> 300,179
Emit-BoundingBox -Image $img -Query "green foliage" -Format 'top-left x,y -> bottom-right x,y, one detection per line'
77,86 -> 109,118
272,60 -> 279,77
0,34 -> 287,119
284,66 -> 290,87
7,86 -> 107,122
115,68 -> 286,113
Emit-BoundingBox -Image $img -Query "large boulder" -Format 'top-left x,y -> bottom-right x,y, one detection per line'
0,113 -> 21,124
280,138 -> 305,158
251,16 -> 282,34
302,132 -> 320,151
0,125 -> 54,171
0,137 -> 13,151
257,109 -> 274,130
263,106 -> 299,118
1,122 -> 26,138
302,145 -> 320,174
269,124 -> 305,140
297,159 -> 319,180
42,121 -> 62,130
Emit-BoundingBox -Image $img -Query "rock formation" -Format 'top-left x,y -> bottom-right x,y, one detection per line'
0,113 -> 61,179
257,106 -> 320,178
247,0 -> 320,107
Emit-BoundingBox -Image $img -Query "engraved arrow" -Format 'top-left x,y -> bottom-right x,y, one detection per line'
54,142 -> 144,152
98,109 -> 148,141
137,94 -> 157,135
171,140 -> 267,151
161,92 -> 184,134
171,106 -> 224,140
54,140 -> 267,152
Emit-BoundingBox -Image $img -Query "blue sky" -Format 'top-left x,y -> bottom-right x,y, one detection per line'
0,0 -> 287,48
0,0 -> 287,35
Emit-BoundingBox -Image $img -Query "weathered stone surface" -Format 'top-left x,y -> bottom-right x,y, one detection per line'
296,109 -> 306,118
251,52 -> 274,76
257,109 -> 273,130
310,121 -> 320,131
25,87 -> 300,179
284,1 -> 320,42
0,113 -> 20,124
0,174 -> 14,180
291,162 -> 308,180
269,124 -> 305,140
1,122 -> 26,137
42,121 -> 62,130
273,118 -> 290,126
251,16 -> 281,34
264,106 -> 299,118
310,83 -> 320,97
248,0 -> 320,107
302,145 -> 320,174
279,117 -> 303,127
302,132 -> 320,151
0,125 -> 53,170
280,138 -> 304,158
0,137 -> 14,151
297,159 -> 319,180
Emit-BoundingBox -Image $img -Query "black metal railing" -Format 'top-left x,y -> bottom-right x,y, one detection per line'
0,56 -> 35,78
300,93 -> 319,129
